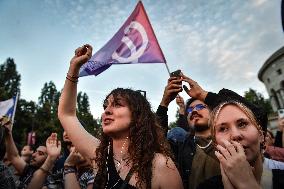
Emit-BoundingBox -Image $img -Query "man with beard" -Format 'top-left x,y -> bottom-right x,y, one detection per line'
157,73 -> 268,189
157,74 -> 220,189
1,116 -> 61,189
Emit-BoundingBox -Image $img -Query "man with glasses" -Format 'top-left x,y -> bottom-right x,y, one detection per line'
157,72 -> 269,189
157,74 -> 220,189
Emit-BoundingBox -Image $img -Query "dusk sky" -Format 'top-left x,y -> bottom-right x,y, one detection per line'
0,0 -> 283,123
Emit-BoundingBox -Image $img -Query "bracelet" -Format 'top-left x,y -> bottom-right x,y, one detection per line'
39,167 -> 51,175
66,76 -> 78,83
67,73 -> 79,79
64,164 -> 76,168
63,166 -> 77,176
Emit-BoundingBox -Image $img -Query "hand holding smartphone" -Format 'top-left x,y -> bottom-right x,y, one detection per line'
170,69 -> 181,78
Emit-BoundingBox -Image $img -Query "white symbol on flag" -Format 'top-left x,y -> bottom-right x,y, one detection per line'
112,21 -> 148,63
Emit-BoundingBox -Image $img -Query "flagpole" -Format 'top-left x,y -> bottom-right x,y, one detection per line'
164,63 -> 171,76
11,92 -> 19,126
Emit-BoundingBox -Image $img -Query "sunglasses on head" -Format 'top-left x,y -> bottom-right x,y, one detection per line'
186,104 -> 207,114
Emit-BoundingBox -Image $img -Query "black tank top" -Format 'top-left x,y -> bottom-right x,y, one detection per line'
93,150 -> 138,189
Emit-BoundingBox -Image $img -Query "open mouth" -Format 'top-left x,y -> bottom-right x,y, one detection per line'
103,118 -> 114,125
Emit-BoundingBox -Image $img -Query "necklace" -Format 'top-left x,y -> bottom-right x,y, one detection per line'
113,156 -> 129,167
104,137 -> 129,189
196,139 -> 212,149
194,136 -> 213,149
113,136 -> 129,172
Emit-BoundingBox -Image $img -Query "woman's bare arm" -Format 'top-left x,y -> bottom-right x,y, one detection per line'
58,44 -> 99,160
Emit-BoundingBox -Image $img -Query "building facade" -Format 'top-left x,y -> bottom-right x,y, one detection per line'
258,46 -> 284,112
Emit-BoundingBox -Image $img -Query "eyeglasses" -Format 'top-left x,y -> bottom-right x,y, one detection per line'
186,104 -> 207,114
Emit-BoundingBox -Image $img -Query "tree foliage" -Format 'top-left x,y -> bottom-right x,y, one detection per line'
0,58 -> 21,99
0,58 -> 101,147
77,92 -> 101,137
168,108 -> 179,129
244,88 -> 273,114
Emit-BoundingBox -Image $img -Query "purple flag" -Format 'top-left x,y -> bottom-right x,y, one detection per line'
79,1 -> 166,77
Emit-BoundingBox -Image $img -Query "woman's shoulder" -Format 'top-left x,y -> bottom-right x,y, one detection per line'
151,153 -> 183,189
152,153 -> 175,169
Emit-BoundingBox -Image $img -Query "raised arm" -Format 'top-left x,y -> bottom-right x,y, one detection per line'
27,133 -> 61,189
181,73 -> 208,102
181,73 -> 223,109
1,116 -> 26,174
63,147 -> 82,189
64,146 -> 94,189
58,44 -> 99,160
156,77 -> 182,134
176,95 -> 185,115
175,95 -> 190,132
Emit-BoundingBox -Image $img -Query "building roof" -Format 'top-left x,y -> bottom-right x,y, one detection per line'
258,46 -> 284,82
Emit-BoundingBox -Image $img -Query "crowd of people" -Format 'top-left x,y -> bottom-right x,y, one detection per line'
1,44 -> 284,189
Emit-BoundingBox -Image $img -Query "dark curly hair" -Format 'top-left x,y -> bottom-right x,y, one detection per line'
94,88 -> 173,189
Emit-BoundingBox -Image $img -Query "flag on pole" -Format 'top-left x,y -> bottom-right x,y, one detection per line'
27,131 -> 36,145
79,1 -> 166,77
0,94 -> 18,122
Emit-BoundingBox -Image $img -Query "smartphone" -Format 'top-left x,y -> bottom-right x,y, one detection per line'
170,70 -> 182,91
170,69 -> 181,78
278,109 -> 284,119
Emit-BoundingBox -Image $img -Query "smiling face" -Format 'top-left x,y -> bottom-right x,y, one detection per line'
187,100 -> 210,131
101,95 -> 132,138
213,104 -> 263,164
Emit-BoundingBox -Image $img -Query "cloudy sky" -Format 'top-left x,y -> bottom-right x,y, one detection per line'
0,0 -> 283,123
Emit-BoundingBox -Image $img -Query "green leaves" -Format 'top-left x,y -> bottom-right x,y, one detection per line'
244,88 -> 273,115
0,58 -> 101,147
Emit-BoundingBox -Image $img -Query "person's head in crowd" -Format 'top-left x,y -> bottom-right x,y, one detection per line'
167,127 -> 187,142
20,145 -> 33,163
63,131 -> 71,143
0,126 -> 6,161
185,98 -> 210,133
63,131 -> 72,148
210,101 -> 265,165
265,129 -> 275,147
60,130 -> 73,158
96,88 -> 172,188
30,145 -> 48,167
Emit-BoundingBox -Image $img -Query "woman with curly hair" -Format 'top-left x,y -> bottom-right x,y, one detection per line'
58,44 -> 183,189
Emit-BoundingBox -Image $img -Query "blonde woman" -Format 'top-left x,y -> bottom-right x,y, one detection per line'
198,101 -> 266,189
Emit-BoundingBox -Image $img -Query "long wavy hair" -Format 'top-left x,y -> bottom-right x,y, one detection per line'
94,88 -> 172,189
